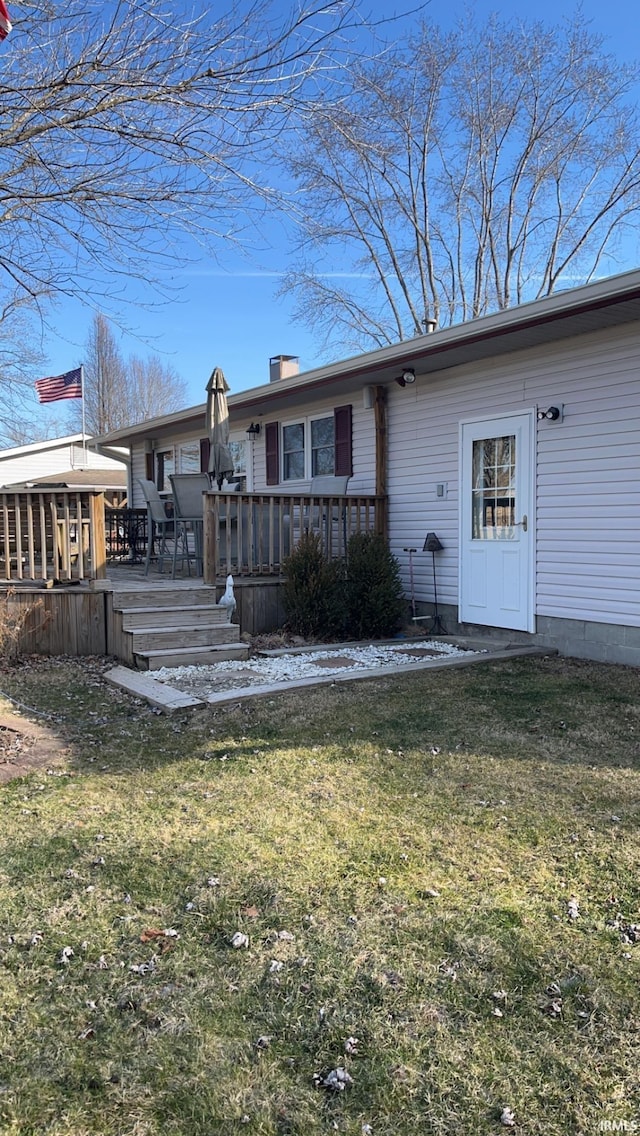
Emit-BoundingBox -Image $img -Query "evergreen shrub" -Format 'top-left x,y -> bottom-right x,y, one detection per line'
345,532 -> 405,639
282,531 -> 346,639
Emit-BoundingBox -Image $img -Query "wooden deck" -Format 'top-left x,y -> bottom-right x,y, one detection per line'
2,565 -> 287,659
0,487 -> 384,658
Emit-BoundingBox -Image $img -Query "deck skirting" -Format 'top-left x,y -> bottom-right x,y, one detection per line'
1,576 -> 287,661
1,586 -> 108,656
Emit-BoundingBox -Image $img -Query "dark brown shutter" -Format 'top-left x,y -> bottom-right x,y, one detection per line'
265,421 -> 279,485
145,451 -> 153,481
200,438 -> 210,474
334,404 -> 352,477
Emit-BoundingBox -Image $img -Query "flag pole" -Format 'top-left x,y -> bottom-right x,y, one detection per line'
81,365 -> 88,466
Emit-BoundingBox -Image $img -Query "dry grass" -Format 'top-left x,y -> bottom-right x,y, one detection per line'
0,653 -> 638,1135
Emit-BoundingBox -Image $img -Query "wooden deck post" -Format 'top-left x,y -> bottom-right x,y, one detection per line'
202,492 -> 216,585
89,492 -> 107,579
374,385 -> 388,538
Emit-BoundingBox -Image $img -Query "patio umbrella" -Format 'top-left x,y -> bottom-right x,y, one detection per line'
206,367 -> 234,489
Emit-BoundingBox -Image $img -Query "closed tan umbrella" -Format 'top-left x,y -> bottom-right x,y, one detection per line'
206,367 -> 234,489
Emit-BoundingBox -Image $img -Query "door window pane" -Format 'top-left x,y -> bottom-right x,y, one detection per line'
471,435 -> 516,539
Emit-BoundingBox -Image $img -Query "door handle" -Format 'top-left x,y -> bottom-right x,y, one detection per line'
515,515 -> 528,532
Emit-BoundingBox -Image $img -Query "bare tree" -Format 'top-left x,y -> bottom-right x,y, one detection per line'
0,306 -> 49,447
68,315 -> 187,436
0,0 -> 358,435
281,14 -> 640,350
0,0 -> 359,317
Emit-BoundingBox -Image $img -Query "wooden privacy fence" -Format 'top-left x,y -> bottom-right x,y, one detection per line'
203,491 -> 386,582
0,490 -> 107,582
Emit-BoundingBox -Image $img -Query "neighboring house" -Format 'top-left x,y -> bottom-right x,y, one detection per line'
0,434 -> 128,501
98,270 -> 640,666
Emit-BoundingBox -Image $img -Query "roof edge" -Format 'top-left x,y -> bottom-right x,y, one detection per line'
96,267 -> 640,443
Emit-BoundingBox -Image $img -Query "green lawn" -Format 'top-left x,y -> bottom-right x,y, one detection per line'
0,654 -> 638,1135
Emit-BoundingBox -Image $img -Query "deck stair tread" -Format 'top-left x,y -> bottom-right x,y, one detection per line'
129,626 -> 240,651
121,604 -> 228,615
122,606 -> 231,629
112,587 -> 218,610
128,621 -> 236,631
135,643 -> 249,670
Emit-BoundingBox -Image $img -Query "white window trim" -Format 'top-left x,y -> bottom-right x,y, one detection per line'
281,413 -> 334,482
229,435 -> 252,491
177,440 -> 201,474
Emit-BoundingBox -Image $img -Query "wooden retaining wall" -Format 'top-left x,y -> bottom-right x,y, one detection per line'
1,586 -> 107,657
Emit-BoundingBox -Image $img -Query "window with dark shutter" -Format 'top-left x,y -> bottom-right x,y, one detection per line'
200,438 -> 210,474
265,421 -> 279,485
334,404 -> 353,477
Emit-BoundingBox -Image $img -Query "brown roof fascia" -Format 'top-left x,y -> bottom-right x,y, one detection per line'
233,283 -> 640,411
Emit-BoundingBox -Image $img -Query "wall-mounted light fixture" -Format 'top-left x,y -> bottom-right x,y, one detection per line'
537,405 -> 563,422
395,369 -> 416,388
246,422 -> 261,436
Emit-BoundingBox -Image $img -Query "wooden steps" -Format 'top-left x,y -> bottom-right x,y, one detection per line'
110,583 -> 249,670
127,622 -> 242,653
121,605 -> 232,631
135,643 -> 249,670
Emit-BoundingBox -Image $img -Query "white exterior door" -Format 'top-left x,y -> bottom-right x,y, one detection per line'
460,412 -> 535,632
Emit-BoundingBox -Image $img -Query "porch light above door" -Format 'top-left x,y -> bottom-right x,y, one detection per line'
536,405 -> 563,421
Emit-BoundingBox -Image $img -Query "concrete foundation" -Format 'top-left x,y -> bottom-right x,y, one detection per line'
413,603 -> 640,668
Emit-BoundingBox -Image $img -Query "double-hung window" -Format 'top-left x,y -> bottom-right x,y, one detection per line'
156,448 -> 175,491
282,422 -> 306,481
281,416 -> 335,481
178,442 -> 201,473
266,405 -> 352,485
311,416 -> 335,476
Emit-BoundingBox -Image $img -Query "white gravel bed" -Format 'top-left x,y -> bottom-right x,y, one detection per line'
154,640 -> 481,697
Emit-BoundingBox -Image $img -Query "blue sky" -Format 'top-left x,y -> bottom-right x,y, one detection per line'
34,0 -> 640,417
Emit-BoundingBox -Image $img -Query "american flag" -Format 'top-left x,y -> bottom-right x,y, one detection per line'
0,1 -> 11,41
35,367 -> 83,404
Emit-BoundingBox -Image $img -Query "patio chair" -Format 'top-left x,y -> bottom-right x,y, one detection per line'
137,478 -> 177,575
169,473 -> 210,578
309,475 -> 350,555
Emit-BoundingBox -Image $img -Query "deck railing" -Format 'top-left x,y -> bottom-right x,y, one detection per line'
0,490 -> 107,582
203,491 -> 385,582
1,489 -> 387,584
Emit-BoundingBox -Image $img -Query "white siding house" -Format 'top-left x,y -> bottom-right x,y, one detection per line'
0,434 -> 128,493
97,269 -> 640,666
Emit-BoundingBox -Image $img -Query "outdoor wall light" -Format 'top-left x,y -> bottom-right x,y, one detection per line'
537,406 -> 562,422
423,532 -> 446,635
246,422 -> 261,436
395,369 -> 416,388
